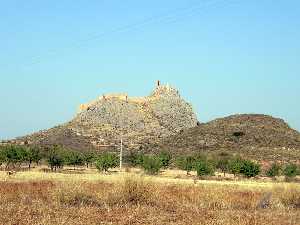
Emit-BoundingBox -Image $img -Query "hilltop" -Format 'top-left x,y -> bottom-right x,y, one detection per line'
152,114 -> 300,161
2,83 -> 300,162
7,81 -> 198,151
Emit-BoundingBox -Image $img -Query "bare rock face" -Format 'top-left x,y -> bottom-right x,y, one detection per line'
70,82 -> 198,145
148,85 -> 197,134
14,82 -> 198,150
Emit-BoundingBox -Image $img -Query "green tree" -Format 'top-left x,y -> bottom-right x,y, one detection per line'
158,151 -> 172,168
240,160 -> 261,178
176,156 -> 195,175
216,157 -> 230,177
47,145 -> 65,171
2,145 -> 28,169
283,163 -> 298,179
141,155 -> 162,174
65,151 -> 84,169
83,151 -> 95,168
195,159 -> 215,177
266,163 -> 281,178
95,153 -> 118,172
0,148 -> 5,167
26,146 -> 42,169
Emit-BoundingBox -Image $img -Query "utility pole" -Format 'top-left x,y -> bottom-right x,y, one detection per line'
119,135 -> 123,172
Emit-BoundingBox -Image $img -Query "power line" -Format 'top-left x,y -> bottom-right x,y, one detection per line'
23,0 -> 235,68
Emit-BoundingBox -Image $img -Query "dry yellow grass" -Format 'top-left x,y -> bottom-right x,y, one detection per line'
0,168 -> 299,225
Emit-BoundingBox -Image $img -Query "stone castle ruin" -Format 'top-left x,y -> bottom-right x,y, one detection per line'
78,81 -> 181,113
69,81 -> 198,147
11,81 -> 198,150
8,81 -> 300,159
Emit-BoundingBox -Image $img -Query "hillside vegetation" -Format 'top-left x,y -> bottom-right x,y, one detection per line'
154,114 -> 300,161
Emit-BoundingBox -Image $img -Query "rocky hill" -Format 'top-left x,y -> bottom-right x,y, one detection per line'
152,114 -> 300,161
2,83 -> 300,162
6,81 -> 198,151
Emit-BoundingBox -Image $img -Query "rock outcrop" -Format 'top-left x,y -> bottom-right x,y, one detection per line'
5,83 -> 300,162
12,82 -> 198,150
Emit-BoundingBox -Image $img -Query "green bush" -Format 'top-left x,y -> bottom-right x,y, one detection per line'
126,152 -> 144,167
228,157 -> 260,178
229,157 -> 244,176
141,155 -> 162,174
283,164 -> 298,178
158,151 -> 172,168
176,156 -> 195,175
266,163 -> 281,177
195,160 -> 215,177
95,153 -> 118,172
240,160 -> 261,178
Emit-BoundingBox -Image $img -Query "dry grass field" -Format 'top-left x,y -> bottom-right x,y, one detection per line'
0,168 -> 299,225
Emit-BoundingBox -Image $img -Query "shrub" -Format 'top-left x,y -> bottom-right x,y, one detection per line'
229,157 -> 244,176
283,164 -> 298,179
95,153 -> 118,172
158,151 -> 172,168
274,185 -> 300,209
195,160 -> 215,177
126,152 -> 144,167
120,177 -> 153,205
57,187 -> 101,207
266,163 -> 281,177
141,155 -> 162,174
240,160 -> 261,178
176,156 -> 195,175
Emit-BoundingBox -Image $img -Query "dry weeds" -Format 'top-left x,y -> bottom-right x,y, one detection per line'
0,173 -> 299,225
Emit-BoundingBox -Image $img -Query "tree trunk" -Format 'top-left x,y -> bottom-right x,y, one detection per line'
5,162 -> 9,171
29,160 -> 32,169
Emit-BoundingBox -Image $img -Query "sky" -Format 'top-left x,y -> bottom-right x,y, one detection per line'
0,0 -> 300,140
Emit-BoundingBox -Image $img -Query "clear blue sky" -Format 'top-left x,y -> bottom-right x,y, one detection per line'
1,0 -> 300,139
